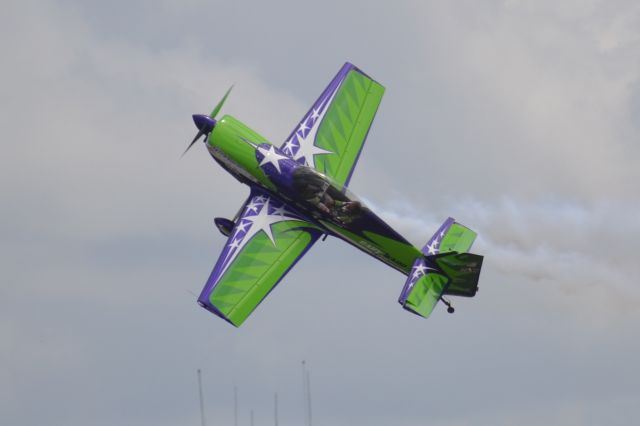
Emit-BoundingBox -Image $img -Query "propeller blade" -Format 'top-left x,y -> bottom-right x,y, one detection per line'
184,85 -> 232,158
209,85 -> 234,119
182,130 -> 204,157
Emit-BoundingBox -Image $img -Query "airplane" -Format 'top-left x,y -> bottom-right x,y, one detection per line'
184,62 -> 483,327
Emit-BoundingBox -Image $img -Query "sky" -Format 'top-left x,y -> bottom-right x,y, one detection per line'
1,0 -> 639,425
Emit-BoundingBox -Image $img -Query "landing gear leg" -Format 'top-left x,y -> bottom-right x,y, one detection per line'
440,297 -> 455,314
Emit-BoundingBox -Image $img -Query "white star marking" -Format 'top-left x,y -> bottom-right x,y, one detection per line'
282,139 -> 296,155
243,198 -> 293,245
298,120 -> 309,134
213,196 -> 301,283
282,81 -> 342,168
245,199 -> 260,213
234,220 -> 249,235
228,238 -> 241,250
221,237 -> 243,265
425,239 -> 440,255
247,198 -> 261,213
292,126 -> 333,168
258,145 -> 289,174
408,262 -> 433,291
271,205 -> 288,216
414,263 -> 427,276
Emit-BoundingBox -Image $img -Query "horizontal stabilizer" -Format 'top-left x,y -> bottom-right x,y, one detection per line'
400,256 -> 448,318
422,217 -> 477,256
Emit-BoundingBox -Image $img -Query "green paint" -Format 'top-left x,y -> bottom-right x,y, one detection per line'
363,231 -> 422,273
440,223 -> 477,253
314,70 -> 385,185
404,272 -> 448,318
209,220 -> 318,326
321,221 -> 421,275
208,115 -> 275,190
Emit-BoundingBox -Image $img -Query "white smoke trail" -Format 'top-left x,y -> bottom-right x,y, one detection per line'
365,195 -> 640,318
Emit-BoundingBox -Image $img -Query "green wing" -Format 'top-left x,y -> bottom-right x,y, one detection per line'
198,191 -> 322,326
281,62 -> 385,186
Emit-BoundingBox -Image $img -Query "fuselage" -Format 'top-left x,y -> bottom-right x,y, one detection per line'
207,115 -> 422,275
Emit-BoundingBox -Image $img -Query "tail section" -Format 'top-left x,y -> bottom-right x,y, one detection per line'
398,218 -> 483,318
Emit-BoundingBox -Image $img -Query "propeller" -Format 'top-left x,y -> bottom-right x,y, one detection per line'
182,85 -> 233,157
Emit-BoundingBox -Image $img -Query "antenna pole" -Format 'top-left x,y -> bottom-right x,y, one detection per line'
274,392 -> 279,426
306,369 -> 312,426
197,369 -> 206,426
301,361 -> 308,426
234,386 -> 238,426
250,409 -> 254,426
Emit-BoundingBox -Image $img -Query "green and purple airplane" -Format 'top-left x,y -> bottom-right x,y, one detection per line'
185,62 -> 483,327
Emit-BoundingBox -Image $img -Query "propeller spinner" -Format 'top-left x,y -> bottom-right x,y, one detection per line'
182,85 -> 233,156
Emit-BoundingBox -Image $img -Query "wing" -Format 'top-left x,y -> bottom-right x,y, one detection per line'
280,62 -> 385,187
198,189 -> 322,326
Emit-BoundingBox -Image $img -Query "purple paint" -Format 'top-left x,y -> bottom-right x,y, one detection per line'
192,114 -> 217,133
421,217 -> 455,256
280,62 -> 355,164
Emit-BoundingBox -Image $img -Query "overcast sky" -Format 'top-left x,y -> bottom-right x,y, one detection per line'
2,1 -> 639,425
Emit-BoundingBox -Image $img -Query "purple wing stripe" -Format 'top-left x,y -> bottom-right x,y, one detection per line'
280,63 -> 357,167
282,62 -> 355,146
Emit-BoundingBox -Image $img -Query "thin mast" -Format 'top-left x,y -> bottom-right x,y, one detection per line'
234,386 -> 238,426
197,369 -> 206,426
274,392 -> 279,426
301,361 -> 308,426
306,368 -> 312,426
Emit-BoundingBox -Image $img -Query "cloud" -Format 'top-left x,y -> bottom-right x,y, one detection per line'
353,1 -> 640,202
1,0 -> 308,245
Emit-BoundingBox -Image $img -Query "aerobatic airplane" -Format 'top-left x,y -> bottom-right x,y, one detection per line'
184,62 -> 483,326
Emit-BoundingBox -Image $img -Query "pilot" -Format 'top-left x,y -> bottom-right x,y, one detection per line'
333,199 -> 362,224
292,167 -> 332,214
292,167 -> 362,223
